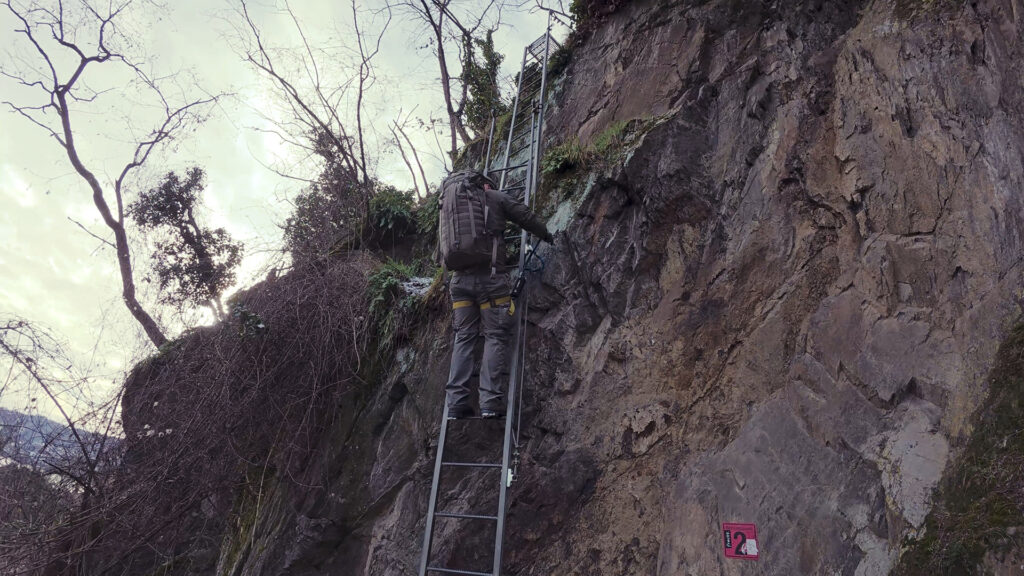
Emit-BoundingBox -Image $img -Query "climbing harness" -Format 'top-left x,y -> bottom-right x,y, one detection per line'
418,11 -> 566,576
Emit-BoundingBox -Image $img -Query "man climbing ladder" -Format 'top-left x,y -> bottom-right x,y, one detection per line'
438,171 -> 552,420
419,13 -> 565,575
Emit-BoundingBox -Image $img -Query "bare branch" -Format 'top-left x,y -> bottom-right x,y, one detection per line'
0,323 -> 95,473
113,95 -> 217,198
235,0 -> 390,188
393,112 -> 430,194
2,100 -> 65,145
3,1 -> 60,90
66,217 -> 115,249
390,121 -> 420,195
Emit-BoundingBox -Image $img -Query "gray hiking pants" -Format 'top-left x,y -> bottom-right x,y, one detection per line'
446,269 -> 514,413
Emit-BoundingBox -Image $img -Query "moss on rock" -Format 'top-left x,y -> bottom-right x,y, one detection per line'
895,323 -> 1024,575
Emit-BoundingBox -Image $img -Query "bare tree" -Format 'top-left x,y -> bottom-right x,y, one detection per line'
234,0 -> 390,187
390,110 -> 432,196
390,122 -> 422,196
0,317 -> 123,575
392,0 -> 507,158
1,0 -> 217,348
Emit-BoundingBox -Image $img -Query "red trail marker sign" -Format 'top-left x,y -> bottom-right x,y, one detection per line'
722,522 -> 759,560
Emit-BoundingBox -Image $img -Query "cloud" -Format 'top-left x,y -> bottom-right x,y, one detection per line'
0,164 -> 36,207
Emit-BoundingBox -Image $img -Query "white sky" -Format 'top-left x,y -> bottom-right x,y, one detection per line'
0,0 -> 567,422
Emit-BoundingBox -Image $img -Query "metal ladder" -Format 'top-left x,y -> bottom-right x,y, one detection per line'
418,13 -> 563,576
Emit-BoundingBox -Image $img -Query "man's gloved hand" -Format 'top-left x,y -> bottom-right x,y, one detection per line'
542,230 -> 555,244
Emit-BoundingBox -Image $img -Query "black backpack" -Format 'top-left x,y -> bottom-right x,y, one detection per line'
438,171 -> 499,271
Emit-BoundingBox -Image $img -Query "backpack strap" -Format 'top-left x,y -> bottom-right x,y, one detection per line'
449,183 -> 460,247
465,185 -> 477,239
490,236 -> 498,278
438,223 -> 449,286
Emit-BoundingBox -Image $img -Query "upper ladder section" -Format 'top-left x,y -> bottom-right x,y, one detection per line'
485,22 -> 561,205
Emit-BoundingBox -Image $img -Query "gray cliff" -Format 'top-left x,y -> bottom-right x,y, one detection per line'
216,1 -> 1024,574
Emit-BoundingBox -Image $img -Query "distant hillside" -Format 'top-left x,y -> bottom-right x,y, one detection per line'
0,407 -> 113,467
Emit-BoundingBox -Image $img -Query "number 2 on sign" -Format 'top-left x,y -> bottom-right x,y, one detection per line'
722,522 -> 759,560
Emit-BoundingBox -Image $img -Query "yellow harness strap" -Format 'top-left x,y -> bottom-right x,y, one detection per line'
479,296 -> 511,310
453,296 -> 514,316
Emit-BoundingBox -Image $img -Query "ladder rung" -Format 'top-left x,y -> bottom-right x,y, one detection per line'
427,568 -> 491,576
491,163 -> 528,173
511,120 -> 532,135
435,511 -> 499,521
510,119 -> 534,136
441,461 -> 502,468
510,142 -> 532,157
497,186 -> 524,194
520,70 -> 542,84
519,79 -> 541,94
509,134 -> 532,150
502,170 -> 528,182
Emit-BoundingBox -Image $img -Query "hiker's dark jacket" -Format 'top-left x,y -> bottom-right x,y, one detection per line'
478,187 -> 552,269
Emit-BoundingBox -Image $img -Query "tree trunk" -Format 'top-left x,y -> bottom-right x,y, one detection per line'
425,1 -> 471,157
56,91 -> 168,349
111,224 -> 168,348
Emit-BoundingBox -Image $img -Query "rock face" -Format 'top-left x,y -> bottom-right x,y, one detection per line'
219,0 -> 1024,574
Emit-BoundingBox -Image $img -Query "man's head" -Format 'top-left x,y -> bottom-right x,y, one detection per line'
472,171 -> 497,191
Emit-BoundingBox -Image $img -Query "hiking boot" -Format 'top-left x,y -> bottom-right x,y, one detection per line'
481,409 -> 505,420
447,406 -> 474,420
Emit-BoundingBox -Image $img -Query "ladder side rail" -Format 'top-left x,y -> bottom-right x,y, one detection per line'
484,115 -> 496,177
513,104 -> 543,454
493,109 -> 538,576
514,268 -> 530,453
533,15 -> 554,197
498,47 -> 530,192
512,108 -> 538,444
419,404 -> 453,576
494,242 -> 528,574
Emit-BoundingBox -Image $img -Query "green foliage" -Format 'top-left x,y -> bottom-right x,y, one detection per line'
414,192 -> 440,240
462,29 -> 508,136
546,44 -> 573,78
129,167 -> 243,315
369,185 -> 416,233
569,0 -> 633,32
220,469 -> 275,575
485,111 -> 514,168
569,0 -> 588,23
230,302 -> 266,339
284,177 -> 367,262
493,111 -> 512,146
591,120 -> 630,156
894,323 -> 1024,575
284,128 -> 370,262
366,259 -> 421,358
544,116 -> 655,177
540,120 -> 639,176
542,137 -> 589,175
